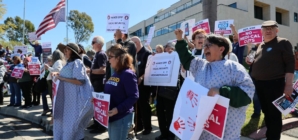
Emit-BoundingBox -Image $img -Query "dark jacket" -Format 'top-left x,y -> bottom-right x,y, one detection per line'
116,39 -> 137,67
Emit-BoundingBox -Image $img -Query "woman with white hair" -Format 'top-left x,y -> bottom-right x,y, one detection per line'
224,37 -> 239,62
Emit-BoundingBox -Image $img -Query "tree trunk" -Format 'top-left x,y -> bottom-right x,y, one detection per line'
202,0 -> 218,33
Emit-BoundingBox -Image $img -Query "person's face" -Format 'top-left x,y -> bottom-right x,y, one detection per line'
131,38 -> 140,48
203,40 -> 225,62
165,46 -> 174,53
23,58 -> 29,66
261,26 -> 278,41
156,47 -> 162,53
12,57 -> 18,64
92,38 -> 102,52
194,33 -> 206,49
63,48 -> 72,59
108,53 -> 118,69
47,60 -> 53,66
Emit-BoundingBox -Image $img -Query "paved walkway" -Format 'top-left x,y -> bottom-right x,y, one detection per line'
0,96 -> 297,140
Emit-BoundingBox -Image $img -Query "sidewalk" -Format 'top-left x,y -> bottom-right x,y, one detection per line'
0,96 -> 297,140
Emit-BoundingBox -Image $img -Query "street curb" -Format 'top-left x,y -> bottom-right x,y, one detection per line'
0,105 -> 53,132
249,117 -> 298,139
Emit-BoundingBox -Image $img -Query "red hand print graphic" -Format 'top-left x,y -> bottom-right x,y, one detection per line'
173,117 -> 185,134
186,90 -> 198,107
187,116 -> 196,131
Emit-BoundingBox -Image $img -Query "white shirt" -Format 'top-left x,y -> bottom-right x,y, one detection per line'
46,60 -> 64,80
224,52 -> 239,62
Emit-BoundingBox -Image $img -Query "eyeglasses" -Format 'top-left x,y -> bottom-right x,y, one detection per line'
108,55 -> 115,60
92,41 -> 97,45
195,36 -> 206,39
203,43 -> 214,49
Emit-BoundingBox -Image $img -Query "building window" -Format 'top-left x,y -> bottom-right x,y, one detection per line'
154,16 -> 159,22
276,12 -> 282,24
171,9 -> 176,16
155,29 -> 162,36
177,21 -> 183,28
185,1 -> 192,9
294,13 -> 298,22
192,0 -> 201,5
169,23 -> 177,32
165,12 -> 170,18
162,27 -> 169,34
228,2 -> 237,8
145,24 -> 153,35
159,14 -> 165,20
254,6 -> 263,20
177,5 -> 184,13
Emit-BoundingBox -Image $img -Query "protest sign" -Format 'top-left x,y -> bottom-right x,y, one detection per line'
144,52 -> 180,87
92,92 -> 110,128
42,42 -> 52,63
204,96 -> 229,139
273,80 -> 298,115
40,64 -> 46,79
180,19 -> 195,40
145,26 -> 155,46
170,78 -> 219,140
5,64 -> 11,71
11,66 -> 25,78
28,32 -> 41,41
192,19 -> 211,34
214,19 -> 234,35
106,13 -> 130,33
28,62 -> 41,75
52,78 -> 60,117
14,46 -> 28,55
238,25 -> 262,46
31,57 -> 40,64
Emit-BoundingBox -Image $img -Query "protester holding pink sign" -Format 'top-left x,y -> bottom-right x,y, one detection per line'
104,44 -> 139,140
7,56 -> 23,107
238,25 -> 263,46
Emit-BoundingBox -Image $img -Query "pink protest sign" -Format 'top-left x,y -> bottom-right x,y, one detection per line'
192,19 -> 211,34
11,67 -> 25,78
238,25 -> 263,46
92,92 -> 110,128
28,63 -> 41,75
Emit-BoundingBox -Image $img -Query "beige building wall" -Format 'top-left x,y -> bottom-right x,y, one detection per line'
106,0 -> 298,50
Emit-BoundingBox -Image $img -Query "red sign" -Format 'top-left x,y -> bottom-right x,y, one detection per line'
238,25 -> 263,46
28,63 -> 41,75
192,19 -> 211,34
5,64 -> 11,71
11,67 -> 24,78
92,92 -> 110,128
204,104 -> 227,139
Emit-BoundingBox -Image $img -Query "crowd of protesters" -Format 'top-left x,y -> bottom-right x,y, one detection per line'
0,20 -> 296,140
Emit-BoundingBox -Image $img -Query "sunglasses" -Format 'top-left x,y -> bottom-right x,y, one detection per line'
108,55 -> 115,60
92,41 -> 97,45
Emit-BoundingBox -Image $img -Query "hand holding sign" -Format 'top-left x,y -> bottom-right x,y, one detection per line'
175,29 -> 183,41
208,88 -> 220,97
108,108 -> 118,117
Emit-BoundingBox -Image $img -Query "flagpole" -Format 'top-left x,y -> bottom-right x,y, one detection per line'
22,0 -> 26,45
66,0 -> 68,44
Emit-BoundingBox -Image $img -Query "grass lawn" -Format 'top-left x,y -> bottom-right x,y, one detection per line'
241,103 -> 294,136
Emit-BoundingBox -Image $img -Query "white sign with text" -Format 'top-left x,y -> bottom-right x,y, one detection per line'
106,13 -> 130,33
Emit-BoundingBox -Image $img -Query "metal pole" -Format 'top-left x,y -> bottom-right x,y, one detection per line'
66,0 -> 68,44
22,0 -> 26,45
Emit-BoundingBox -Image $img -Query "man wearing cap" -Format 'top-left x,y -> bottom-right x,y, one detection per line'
29,41 -> 43,61
247,20 -> 295,139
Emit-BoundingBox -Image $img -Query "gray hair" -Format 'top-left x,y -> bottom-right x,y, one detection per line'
166,42 -> 176,50
225,37 -> 233,53
47,55 -> 52,61
52,49 -> 65,64
94,36 -> 105,46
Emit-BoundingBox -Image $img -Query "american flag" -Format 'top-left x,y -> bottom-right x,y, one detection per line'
36,0 -> 66,38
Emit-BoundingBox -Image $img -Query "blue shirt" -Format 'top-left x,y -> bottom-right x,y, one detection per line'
232,42 -> 245,64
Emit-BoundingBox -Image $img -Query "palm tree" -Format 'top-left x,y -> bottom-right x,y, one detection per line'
202,0 -> 217,33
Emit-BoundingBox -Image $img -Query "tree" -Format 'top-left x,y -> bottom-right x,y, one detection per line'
68,10 -> 94,44
0,40 -> 23,50
3,16 -> 35,44
0,0 -> 7,36
203,0 -> 217,33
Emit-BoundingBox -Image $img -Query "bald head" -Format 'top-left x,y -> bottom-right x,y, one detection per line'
131,36 -> 142,49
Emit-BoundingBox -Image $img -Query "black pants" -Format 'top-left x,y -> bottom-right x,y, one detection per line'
19,81 -> 33,106
32,83 -> 40,104
91,79 -> 106,130
156,95 -> 175,139
254,77 -> 284,140
0,83 -> 4,104
136,85 -> 152,131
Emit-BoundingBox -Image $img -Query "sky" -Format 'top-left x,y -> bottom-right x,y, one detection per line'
2,0 -> 178,51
